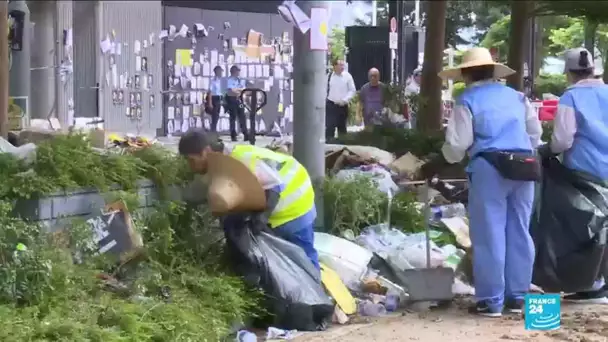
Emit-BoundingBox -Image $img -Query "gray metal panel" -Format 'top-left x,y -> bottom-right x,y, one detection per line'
99,1 -> 163,135
73,1 -> 98,119
30,2 -> 56,120
161,6 -> 292,136
55,0 -> 75,127
161,6 -> 205,136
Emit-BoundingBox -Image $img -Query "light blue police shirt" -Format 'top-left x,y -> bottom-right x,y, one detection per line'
209,77 -> 224,96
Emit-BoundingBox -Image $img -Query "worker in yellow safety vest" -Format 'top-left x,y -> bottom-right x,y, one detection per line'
178,129 -> 320,270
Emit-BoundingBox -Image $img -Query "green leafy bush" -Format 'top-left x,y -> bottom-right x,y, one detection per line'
323,176 -> 424,236
0,135 -> 259,341
452,82 -> 466,99
533,74 -> 568,98
335,125 -> 444,158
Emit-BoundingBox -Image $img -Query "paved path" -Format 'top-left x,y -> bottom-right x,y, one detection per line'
291,301 -> 608,342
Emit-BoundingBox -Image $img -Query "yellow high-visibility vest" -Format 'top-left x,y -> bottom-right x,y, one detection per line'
230,145 -> 315,228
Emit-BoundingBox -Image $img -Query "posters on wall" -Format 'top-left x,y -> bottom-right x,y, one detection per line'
162,14 -> 295,137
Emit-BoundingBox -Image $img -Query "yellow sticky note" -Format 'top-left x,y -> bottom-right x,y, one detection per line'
277,103 -> 284,113
175,49 -> 193,67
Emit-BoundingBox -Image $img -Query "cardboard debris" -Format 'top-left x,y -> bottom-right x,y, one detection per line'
325,144 -> 394,166
389,152 -> 425,179
440,216 -> 471,249
84,200 -> 145,266
325,147 -> 379,174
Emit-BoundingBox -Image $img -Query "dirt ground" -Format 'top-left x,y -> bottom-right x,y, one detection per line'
292,300 -> 608,342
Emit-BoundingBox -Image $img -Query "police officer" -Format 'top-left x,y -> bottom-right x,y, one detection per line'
205,65 -> 224,132
225,65 -> 249,142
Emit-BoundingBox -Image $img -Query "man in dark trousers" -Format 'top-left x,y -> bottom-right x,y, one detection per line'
224,65 -> 249,142
205,65 -> 224,132
325,59 -> 356,141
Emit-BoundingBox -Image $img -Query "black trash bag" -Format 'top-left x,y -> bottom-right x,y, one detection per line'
531,157 -> 608,293
223,215 -> 334,331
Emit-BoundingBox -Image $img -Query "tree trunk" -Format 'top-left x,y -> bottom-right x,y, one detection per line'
603,48 -> 608,83
418,0 -> 447,133
506,0 -> 533,91
0,2 -> 9,139
584,19 -> 598,59
533,16 -> 544,78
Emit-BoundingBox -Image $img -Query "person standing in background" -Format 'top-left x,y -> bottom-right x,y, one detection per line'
225,65 -> 249,142
326,60 -> 356,141
358,68 -> 386,127
405,67 -> 422,129
205,65 -> 224,132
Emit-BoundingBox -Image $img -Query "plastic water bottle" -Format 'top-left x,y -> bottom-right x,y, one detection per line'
437,203 -> 467,219
236,330 -> 257,342
385,290 -> 400,312
359,300 -> 387,317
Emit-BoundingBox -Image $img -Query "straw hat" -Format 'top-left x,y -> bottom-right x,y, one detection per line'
438,47 -> 515,81
206,151 -> 266,214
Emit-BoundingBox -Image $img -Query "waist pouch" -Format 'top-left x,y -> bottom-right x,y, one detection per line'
479,151 -> 541,181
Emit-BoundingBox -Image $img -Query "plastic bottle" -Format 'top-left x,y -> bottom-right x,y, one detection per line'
437,203 -> 467,219
359,300 -> 387,317
236,330 -> 257,342
385,289 -> 401,312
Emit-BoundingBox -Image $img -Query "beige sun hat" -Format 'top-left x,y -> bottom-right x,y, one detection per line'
438,47 -> 515,81
206,151 -> 266,215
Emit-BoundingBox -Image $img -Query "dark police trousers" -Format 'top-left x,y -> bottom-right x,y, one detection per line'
224,96 -> 249,141
208,95 -> 222,132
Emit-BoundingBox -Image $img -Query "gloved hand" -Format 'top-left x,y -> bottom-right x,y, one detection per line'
418,153 -> 449,180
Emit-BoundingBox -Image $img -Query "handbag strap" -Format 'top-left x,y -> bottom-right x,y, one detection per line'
326,72 -> 333,98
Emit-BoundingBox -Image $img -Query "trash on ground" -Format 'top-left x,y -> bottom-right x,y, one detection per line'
0,136 -> 36,163
389,152 -> 425,180
325,144 -> 394,166
314,232 -> 373,291
335,165 -> 398,195
225,217 -> 334,331
266,327 -> 301,340
320,263 -> 357,315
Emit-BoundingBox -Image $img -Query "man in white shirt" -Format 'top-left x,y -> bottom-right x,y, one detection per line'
326,60 -> 356,141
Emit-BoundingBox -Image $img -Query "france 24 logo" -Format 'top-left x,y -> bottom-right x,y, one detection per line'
524,294 -> 561,330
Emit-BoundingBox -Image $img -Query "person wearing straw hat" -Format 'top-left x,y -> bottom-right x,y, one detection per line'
419,47 -> 543,317
538,47 -> 608,304
178,129 -> 320,271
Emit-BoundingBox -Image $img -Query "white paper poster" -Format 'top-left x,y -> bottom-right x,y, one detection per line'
310,7 -> 328,51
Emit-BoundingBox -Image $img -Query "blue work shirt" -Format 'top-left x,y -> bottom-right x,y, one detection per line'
209,77 -> 224,96
459,82 -> 533,166
226,76 -> 246,96
557,80 -> 608,180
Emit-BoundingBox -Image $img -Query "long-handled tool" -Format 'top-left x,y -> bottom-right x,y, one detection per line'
240,88 -> 267,146
394,181 -> 455,302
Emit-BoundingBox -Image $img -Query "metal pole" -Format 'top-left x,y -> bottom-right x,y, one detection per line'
292,0 -> 328,230
414,0 -> 421,27
371,0 -> 378,26
0,1 -> 9,139
8,1 -> 31,118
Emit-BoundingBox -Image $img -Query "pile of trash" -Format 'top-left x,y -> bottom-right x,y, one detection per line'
312,201 -> 474,323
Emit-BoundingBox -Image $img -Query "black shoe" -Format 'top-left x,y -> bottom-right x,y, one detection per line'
504,298 -> 524,314
564,288 -> 608,304
231,136 -> 238,142
468,301 -> 502,318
